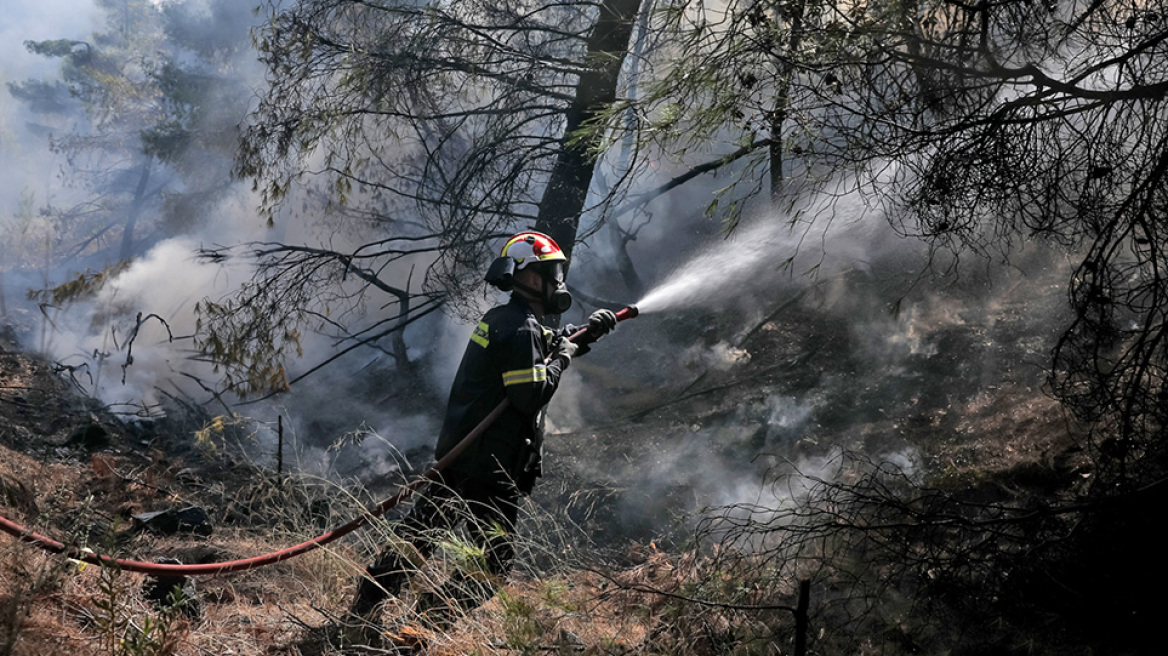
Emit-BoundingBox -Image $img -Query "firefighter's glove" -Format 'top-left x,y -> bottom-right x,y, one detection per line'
551,336 -> 581,364
588,309 -> 618,337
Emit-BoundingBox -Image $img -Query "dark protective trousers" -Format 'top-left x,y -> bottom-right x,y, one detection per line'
351,471 -> 521,618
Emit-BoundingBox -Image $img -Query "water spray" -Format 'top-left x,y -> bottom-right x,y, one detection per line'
629,233 -> 760,315
627,210 -> 866,315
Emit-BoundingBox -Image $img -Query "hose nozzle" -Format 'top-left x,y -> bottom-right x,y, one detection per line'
615,305 -> 639,322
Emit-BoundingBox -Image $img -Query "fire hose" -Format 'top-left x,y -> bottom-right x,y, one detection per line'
0,306 -> 638,576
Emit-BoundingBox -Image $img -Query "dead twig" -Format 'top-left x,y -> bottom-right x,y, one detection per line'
121,312 -> 174,385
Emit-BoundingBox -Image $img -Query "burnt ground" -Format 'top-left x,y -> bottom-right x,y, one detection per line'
0,326 -> 377,656
0,256 -> 1118,655
539,264 -> 1088,552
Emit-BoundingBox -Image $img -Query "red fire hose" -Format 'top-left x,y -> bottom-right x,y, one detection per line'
0,306 -> 638,576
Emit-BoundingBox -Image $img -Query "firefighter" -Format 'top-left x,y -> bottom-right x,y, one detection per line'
350,230 -> 618,623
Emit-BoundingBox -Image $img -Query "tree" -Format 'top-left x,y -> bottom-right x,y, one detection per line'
642,0 -> 820,203
239,0 -> 648,267
214,0 -> 647,394
575,0 -> 852,282
9,0 -> 253,267
532,0 -> 641,255
794,0 -> 1168,488
6,0 -> 261,407
10,26 -> 167,264
619,2 -> 1168,650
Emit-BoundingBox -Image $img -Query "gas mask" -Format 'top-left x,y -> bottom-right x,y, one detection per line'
535,261 -> 573,314
485,257 -> 572,313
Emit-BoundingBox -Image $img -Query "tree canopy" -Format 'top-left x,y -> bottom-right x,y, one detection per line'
209,0 -> 645,394
8,0 -> 252,267
819,0 -> 1168,486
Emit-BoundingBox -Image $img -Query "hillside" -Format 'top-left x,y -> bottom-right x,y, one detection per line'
8,0 -> 1168,653
0,259 -> 1128,656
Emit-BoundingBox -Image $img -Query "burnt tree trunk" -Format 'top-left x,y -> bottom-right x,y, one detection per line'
534,0 -> 642,259
795,578 -> 810,656
120,159 -> 152,261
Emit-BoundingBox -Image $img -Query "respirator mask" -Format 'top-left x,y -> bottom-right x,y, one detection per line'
534,261 -> 573,314
485,258 -> 573,313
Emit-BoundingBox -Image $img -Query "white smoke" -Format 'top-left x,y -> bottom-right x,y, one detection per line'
680,341 -> 751,372
45,237 -> 235,413
1,1 -> 452,478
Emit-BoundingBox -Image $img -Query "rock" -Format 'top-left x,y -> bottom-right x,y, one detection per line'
142,558 -> 204,619
132,506 -> 214,537
558,628 -> 586,653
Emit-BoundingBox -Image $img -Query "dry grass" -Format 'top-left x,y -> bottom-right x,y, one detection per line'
0,426 -> 351,656
0,427 -> 689,656
0,417 -> 1014,656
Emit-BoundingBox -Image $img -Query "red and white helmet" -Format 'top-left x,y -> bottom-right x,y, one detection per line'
500,231 -> 567,271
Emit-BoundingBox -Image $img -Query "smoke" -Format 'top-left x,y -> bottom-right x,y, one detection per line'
44,237 -> 232,412
555,156 -> 1072,545
0,0 -> 462,483
680,341 -> 751,372
0,1 -> 1075,555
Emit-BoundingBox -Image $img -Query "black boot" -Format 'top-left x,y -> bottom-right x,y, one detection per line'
349,565 -> 407,618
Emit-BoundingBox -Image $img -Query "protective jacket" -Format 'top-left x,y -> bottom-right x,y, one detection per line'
434,295 -> 575,494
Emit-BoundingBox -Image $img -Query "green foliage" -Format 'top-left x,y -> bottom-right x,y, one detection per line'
536,579 -> 576,613
5,79 -> 76,114
24,39 -> 90,58
438,533 -> 489,575
83,516 -> 187,656
495,588 -> 547,656
193,292 -> 301,397
27,262 -> 131,307
91,562 -> 184,656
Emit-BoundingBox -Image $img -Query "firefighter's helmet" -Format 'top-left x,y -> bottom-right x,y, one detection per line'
486,231 -> 572,312
500,231 -> 567,271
